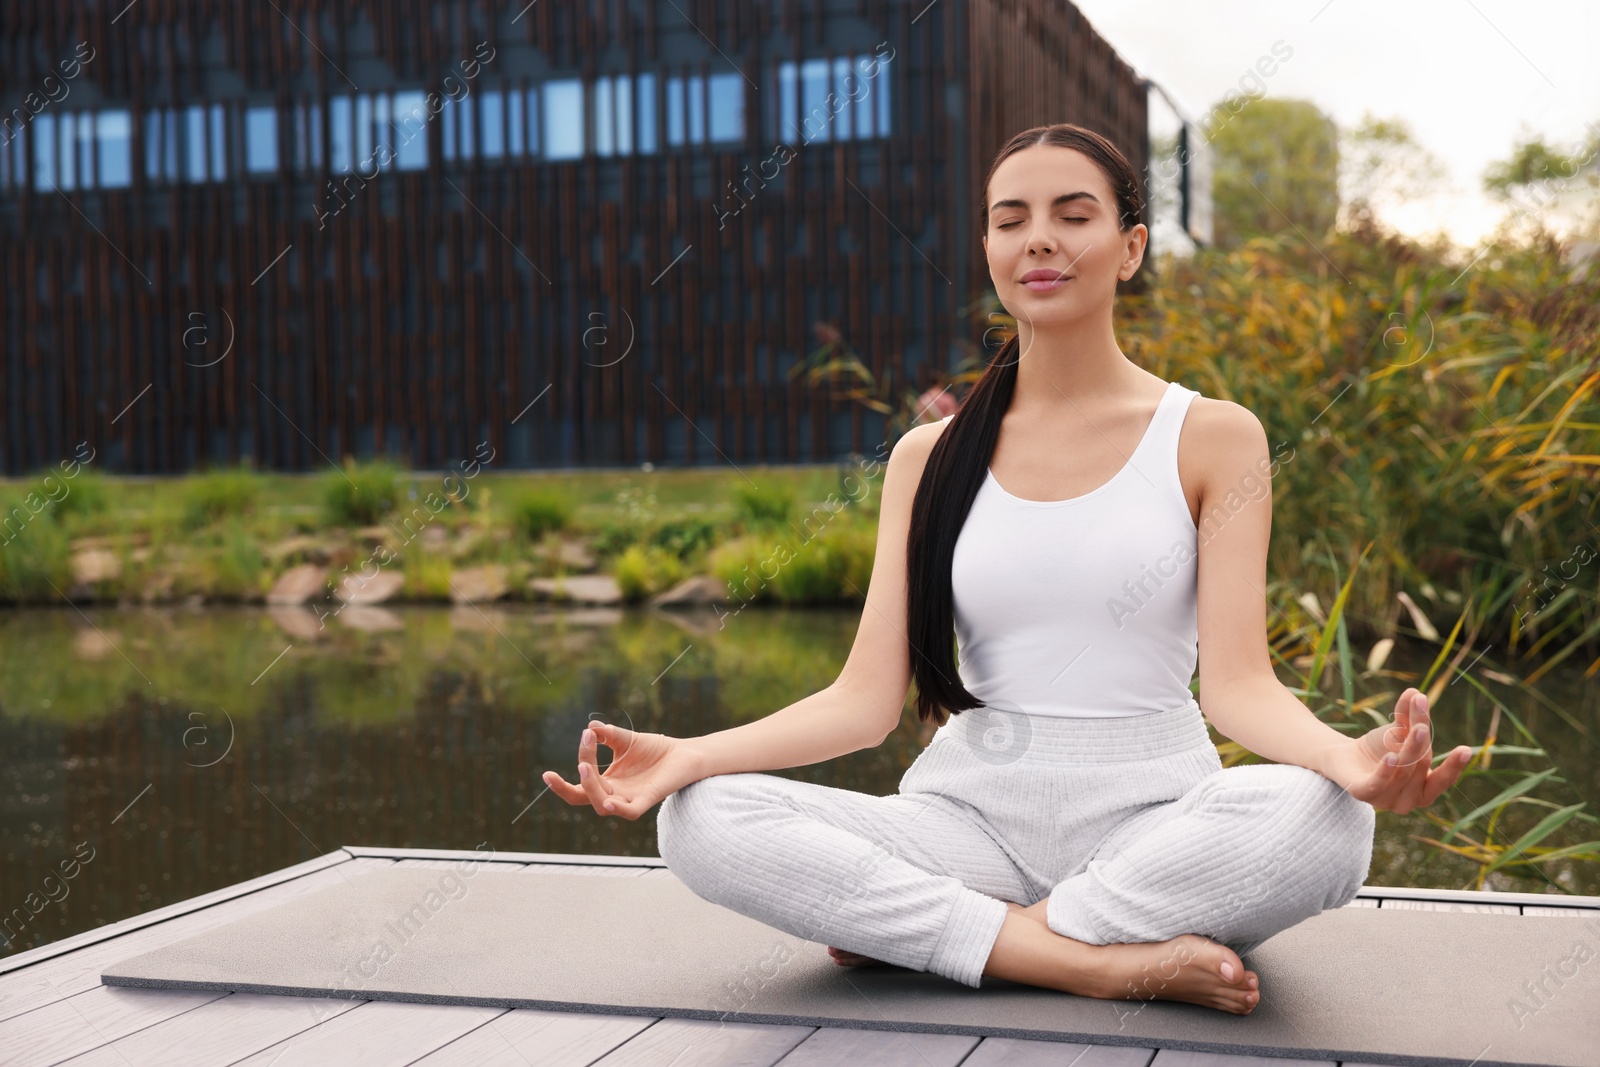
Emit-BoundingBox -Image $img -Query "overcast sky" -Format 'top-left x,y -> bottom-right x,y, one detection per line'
1069,0 -> 1600,247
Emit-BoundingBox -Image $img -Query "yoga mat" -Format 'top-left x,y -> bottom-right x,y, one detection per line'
101,866 -> 1599,1067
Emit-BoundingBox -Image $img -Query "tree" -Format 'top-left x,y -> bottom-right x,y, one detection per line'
1337,113 -> 1449,232
1208,98 -> 1340,250
1481,125 -> 1600,240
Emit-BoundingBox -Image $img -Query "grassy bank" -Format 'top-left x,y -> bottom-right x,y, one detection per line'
0,458 -> 879,607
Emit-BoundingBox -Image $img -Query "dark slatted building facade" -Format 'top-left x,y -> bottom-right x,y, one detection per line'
1,1 -> 1154,474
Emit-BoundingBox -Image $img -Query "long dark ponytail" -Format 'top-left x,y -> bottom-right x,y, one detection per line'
905,122 -> 1146,726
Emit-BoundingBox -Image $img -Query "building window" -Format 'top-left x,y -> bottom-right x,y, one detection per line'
245,106 -> 277,174
687,75 -> 704,143
354,95 -> 374,170
440,91 -> 477,161
799,59 -> 829,142
831,58 -> 853,139
525,86 -> 540,156
480,89 -> 504,159
372,94 -> 392,171
595,74 -> 637,157
329,95 -> 352,171
0,54 -> 875,195
32,114 -> 56,188
458,91 -> 475,159
391,91 -> 428,170
666,74 -> 708,147
294,102 -> 323,172
778,52 -> 891,145
666,76 -> 684,146
543,79 -> 583,160
75,111 -> 95,188
507,88 -> 524,156
707,72 -> 743,143
636,72 -> 656,154
57,113 -> 79,189
96,110 -> 132,187
208,103 -> 226,179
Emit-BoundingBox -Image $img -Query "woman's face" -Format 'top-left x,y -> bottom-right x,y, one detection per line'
982,145 -> 1146,329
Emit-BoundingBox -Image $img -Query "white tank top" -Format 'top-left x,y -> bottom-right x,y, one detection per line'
941,380 -> 1201,718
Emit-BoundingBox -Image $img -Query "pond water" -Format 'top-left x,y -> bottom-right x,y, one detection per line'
3,603 -> 1596,958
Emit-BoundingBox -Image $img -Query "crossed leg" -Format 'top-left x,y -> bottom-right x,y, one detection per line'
655,770 -> 1267,1011
655,770 -> 1031,989
1045,762 -> 1377,958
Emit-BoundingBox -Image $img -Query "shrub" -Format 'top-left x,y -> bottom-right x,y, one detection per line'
508,487 -> 573,541
612,544 -> 686,601
50,469 -> 109,523
770,520 -> 875,604
731,482 -> 796,528
649,516 -> 719,560
322,458 -> 403,526
403,548 -> 454,600
0,501 -> 72,602
590,516 -> 647,559
206,520 -> 267,600
706,517 -> 874,605
183,466 -> 263,528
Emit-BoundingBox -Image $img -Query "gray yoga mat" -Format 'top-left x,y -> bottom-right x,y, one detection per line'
101,865 -> 1599,1067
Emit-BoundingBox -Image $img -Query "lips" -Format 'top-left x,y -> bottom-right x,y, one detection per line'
1021,269 -> 1072,292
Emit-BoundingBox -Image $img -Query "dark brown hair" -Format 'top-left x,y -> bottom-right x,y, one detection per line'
904,123 -> 1146,725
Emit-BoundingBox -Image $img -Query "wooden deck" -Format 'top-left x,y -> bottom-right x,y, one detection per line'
2,845 -> 1597,1067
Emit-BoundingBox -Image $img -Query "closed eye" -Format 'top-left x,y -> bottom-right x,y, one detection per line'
997,218 -> 1088,228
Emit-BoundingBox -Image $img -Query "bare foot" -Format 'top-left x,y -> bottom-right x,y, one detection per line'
1088,934 -> 1259,1014
828,902 -> 1030,968
985,907 -> 1260,1015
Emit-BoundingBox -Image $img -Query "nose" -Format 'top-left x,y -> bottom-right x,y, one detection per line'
1027,230 -> 1054,256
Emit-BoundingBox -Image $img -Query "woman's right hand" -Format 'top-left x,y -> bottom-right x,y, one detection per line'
541,721 -> 701,820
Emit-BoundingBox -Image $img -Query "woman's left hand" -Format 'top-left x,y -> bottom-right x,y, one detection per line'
1330,688 -> 1474,814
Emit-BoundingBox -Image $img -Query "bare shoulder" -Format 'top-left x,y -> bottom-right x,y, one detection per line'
886,418 -> 953,473
1184,396 -> 1268,453
1178,397 -> 1273,517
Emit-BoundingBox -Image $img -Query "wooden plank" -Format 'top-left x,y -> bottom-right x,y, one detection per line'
393,859 -> 531,871
0,849 -> 357,977
0,858 -> 397,1026
523,864 -> 653,877
53,992 -> 365,1066
0,985 -> 224,1067
1522,905 -> 1600,917
963,1038 -> 1153,1067
1352,883 -> 1600,908
342,845 -> 665,869
589,1017 -> 814,1066
1151,1051 -> 1335,1066
409,1007 -> 657,1066
772,1025 -> 979,1065
1377,899 -> 1519,914
228,1000 -> 509,1066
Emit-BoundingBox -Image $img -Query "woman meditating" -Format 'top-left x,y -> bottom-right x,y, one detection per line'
541,122 -> 1472,1014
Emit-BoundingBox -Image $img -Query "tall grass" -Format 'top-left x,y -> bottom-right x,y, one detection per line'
321,458 -> 404,526
1240,544 -> 1600,892
183,465 -> 264,529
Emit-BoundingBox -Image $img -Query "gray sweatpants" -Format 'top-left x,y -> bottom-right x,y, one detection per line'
654,699 -> 1375,988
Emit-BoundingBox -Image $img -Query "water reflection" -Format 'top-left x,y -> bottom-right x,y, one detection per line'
2,604 -> 1595,958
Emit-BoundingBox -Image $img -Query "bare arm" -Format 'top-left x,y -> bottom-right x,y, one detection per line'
679,420 -> 946,779
542,421 -> 949,818
1190,402 -> 1470,811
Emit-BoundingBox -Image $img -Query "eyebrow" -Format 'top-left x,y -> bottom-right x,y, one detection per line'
990,191 -> 1102,212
